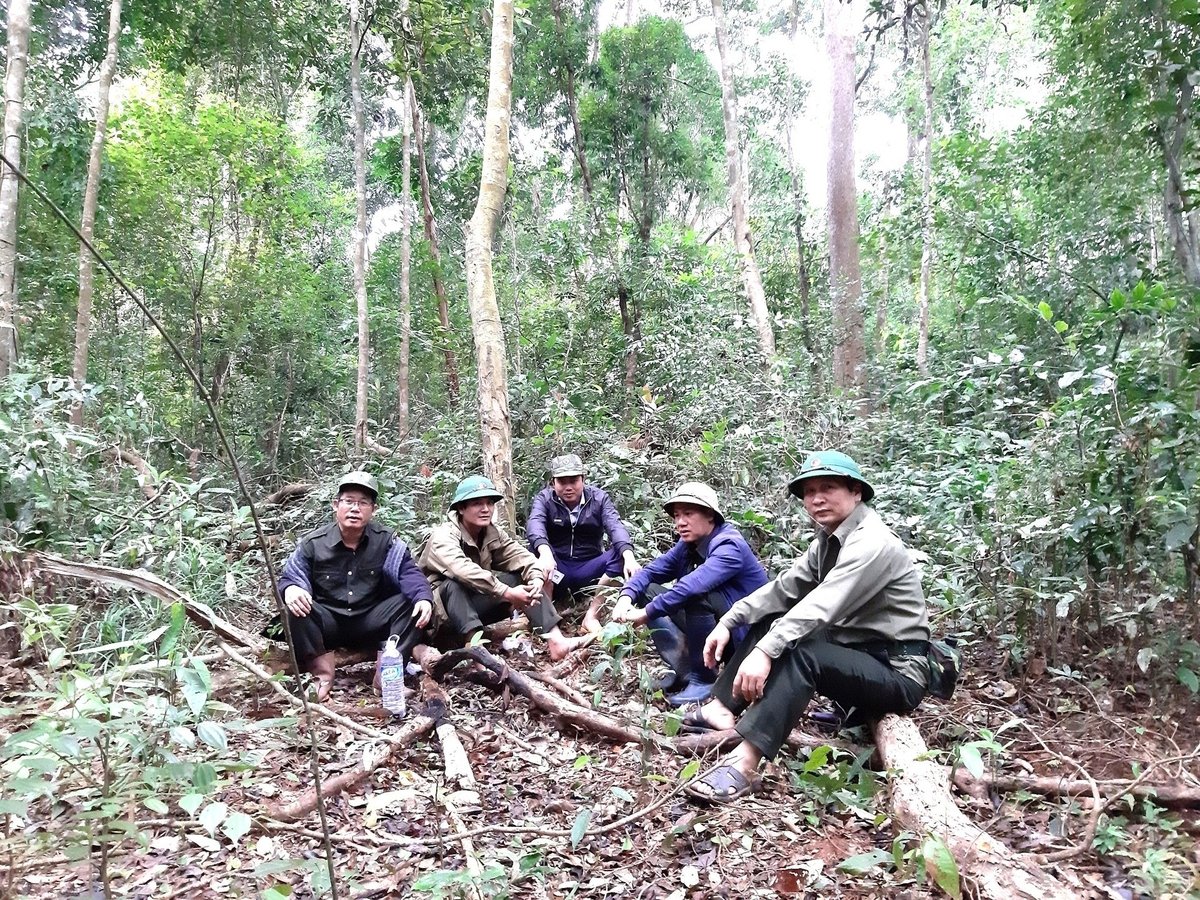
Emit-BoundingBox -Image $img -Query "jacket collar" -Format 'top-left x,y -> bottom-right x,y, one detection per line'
821,502 -> 871,545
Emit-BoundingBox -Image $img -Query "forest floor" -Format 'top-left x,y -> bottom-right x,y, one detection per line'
5,609 -> 1200,900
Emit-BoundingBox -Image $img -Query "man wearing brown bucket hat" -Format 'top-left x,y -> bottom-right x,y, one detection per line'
681,450 -> 931,804
526,453 -> 641,634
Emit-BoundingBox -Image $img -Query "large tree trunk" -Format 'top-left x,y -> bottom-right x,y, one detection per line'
824,0 -> 865,394
350,0 -> 371,454
549,0 -> 594,206
711,0 -> 775,359
914,1 -> 935,376
465,0 -> 518,527
396,82 -> 413,437
1160,76 -> 1200,287
0,0 -> 32,379
410,81 -> 462,404
70,0 -> 123,425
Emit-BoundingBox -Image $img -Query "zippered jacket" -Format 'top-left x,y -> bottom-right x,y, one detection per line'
526,485 -> 632,561
621,522 -> 768,620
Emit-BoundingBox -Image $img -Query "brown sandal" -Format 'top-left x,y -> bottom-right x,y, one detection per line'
684,764 -> 762,804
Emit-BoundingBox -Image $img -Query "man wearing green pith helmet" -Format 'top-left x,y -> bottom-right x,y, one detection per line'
418,475 -> 593,660
681,450 -> 932,805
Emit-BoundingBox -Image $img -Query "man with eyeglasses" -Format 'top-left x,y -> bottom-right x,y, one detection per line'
277,471 -> 433,702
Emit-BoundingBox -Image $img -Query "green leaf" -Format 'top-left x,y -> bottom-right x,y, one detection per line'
142,796 -> 169,814
1164,521 -> 1194,551
959,743 -> 985,779
922,835 -> 961,899
222,810 -> 252,844
1054,320 -> 1069,333
263,887 -> 293,900
1176,666 -> 1199,694
570,807 -> 592,848
192,762 -> 217,792
198,801 -> 229,835
197,721 -> 228,752
179,793 -> 205,815
1037,301 -> 1053,321
611,786 -> 635,803
680,760 -> 701,781
0,798 -> 29,816
837,848 -> 892,874
254,858 -> 309,877
159,603 -> 186,657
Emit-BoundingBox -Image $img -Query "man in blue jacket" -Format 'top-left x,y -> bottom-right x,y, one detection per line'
277,471 -> 433,702
527,454 -> 641,634
613,482 -> 768,706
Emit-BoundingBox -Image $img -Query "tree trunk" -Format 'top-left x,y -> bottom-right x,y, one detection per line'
711,0 -> 775,359
410,81 -> 462,403
784,125 -> 822,393
1160,77 -> 1200,287
549,0 -> 594,206
824,0 -> 865,394
0,0 -> 32,379
70,0 -> 123,424
350,0 -> 371,454
396,82 -> 413,437
465,0 -> 518,527
914,1 -> 935,376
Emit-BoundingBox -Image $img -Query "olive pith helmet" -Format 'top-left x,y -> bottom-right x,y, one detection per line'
663,481 -> 724,522
548,453 -> 585,478
450,474 -> 504,509
788,450 -> 875,503
337,470 -> 380,501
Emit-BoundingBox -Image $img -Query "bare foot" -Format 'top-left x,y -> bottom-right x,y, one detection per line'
697,700 -> 737,730
547,632 -> 596,661
312,677 -> 333,703
581,612 -> 603,635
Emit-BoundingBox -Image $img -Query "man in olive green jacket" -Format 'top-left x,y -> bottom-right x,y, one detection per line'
419,475 -> 591,661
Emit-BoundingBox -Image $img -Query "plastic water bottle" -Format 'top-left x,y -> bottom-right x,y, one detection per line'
379,635 -> 406,717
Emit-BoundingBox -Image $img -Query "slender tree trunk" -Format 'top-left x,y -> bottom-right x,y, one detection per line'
550,0 -> 594,205
914,1 -> 935,376
784,126 -> 822,392
0,0 -> 31,379
409,81 -> 462,403
396,83 -> 413,437
70,0 -> 123,424
465,0 -> 517,527
711,0 -> 775,359
824,0 -> 865,394
350,0 -> 371,453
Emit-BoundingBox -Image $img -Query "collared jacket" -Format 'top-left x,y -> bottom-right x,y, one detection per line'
277,521 -> 432,617
526,484 -> 633,562
719,503 -> 930,685
419,513 -> 547,606
621,522 -> 768,621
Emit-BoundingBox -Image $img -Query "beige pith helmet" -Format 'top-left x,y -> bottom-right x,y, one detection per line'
662,481 -> 723,522
337,470 -> 380,501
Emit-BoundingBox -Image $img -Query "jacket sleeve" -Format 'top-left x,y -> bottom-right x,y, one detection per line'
489,530 -> 547,584
598,491 -> 633,557
383,538 -> 434,604
642,537 -> 744,620
621,539 -> 687,604
277,538 -> 314,597
421,523 -> 510,597
526,490 -> 552,553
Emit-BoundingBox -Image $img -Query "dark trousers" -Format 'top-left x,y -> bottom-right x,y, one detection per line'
551,547 -> 623,604
715,619 -> 926,760
644,583 -> 732,684
442,571 -> 562,636
287,593 -> 427,666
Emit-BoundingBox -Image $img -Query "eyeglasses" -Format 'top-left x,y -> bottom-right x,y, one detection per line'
338,499 -> 374,509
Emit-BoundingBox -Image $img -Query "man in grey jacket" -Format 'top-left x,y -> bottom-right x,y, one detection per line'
682,450 -> 931,804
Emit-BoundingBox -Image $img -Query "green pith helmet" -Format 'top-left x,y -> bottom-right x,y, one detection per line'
450,474 -> 504,509
337,470 -> 380,501
787,450 -> 875,503
662,481 -> 724,522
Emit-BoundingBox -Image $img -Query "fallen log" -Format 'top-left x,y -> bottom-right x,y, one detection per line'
106,447 -> 158,500
266,716 -> 436,822
876,714 -> 1076,900
262,482 -> 315,506
525,668 -> 591,708
675,725 -> 855,757
431,645 -> 672,751
33,551 -> 265,651
953,768 -> 1200,810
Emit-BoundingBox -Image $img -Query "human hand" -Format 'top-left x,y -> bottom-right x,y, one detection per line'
504,584 -> 535,609
283,585 -> 313,617
622,553 -> 642,580
732,648 -> 772,703
702,622 -> 732,670
411,600 -> 433,629
611,595 -> 647,625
